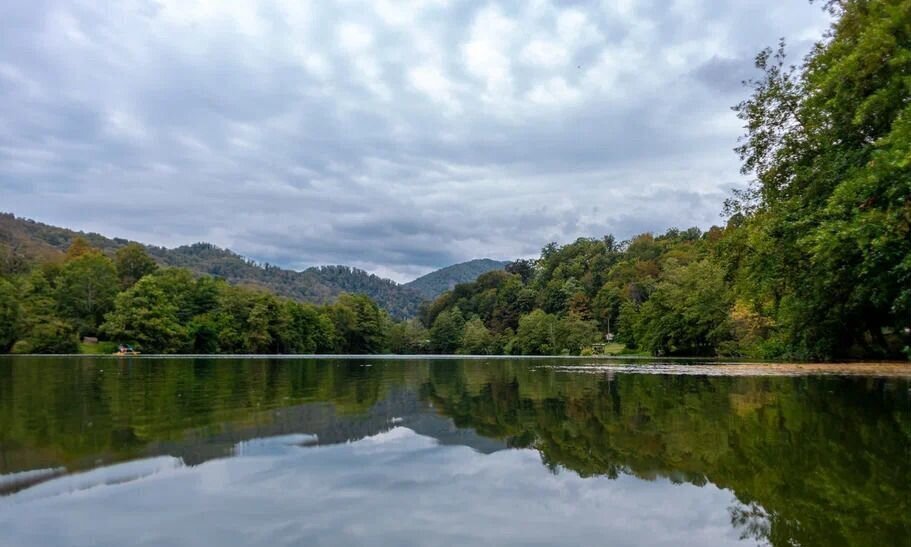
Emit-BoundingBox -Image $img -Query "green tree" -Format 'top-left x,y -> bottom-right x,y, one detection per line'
633,259 -> 733,356
11,319 -> 78,354
556,314 -> 599,355
328,294 -> 389,354
429,308 -> 465,353
281,301 -> 335,354
12,268 -> 77,354
505,259 -> 536,284
55,253 -> 118,335
244,301 -> 275,352
731,0 -> 911,358
389,319 -> 429,354
102,273 -> 190,353
515,309 -> 559,355
459,316 -> 493,354
0,278 -> 20,351
115,243 -> 158,289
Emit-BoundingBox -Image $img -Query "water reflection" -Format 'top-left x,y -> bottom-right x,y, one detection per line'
1,428 -> 748,547
0,356 -> 908,547
7,456 -> 184,503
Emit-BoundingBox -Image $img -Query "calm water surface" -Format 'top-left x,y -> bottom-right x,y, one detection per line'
0,356 -> 908,546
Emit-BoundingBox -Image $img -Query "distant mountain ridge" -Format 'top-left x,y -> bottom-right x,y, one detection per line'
0,213 -> 507,318
403,258 -> 509,299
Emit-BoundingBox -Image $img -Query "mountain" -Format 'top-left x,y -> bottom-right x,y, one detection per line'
0,213 -> 502,318
404,258 -> 509,299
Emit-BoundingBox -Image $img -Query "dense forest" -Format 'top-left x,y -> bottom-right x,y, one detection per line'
0,0 -> 908,359
0,239 -> 393,354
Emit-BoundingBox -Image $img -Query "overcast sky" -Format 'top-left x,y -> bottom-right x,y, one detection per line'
0,1 -> 830,281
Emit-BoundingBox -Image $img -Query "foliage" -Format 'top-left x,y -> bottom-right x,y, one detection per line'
423,230 -> 715,356
429,308 -> 465,353
727,0 -> 911,358
326,293 -> 390,354
55,250 -> 119,336
459,316 -> 494,354
0,277 -> 19,351
0,245 -> 399,355
627,259 -> 734,356
515,309 -> 560,355
388,319 -> 430,354
102,271 -> 193,353
10,319 -> 79,354
114,243 -> 158,289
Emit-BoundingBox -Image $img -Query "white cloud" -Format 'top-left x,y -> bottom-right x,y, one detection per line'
521,39 -> 569,68
408,64 -> 460,111
462,6 -> 517,99
527,77 -> 579,105
0,0 -> 832,281
338,22 -> 374,52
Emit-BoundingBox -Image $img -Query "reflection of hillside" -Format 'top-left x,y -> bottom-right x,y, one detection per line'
1,357 -> 908,546
146,388 -> 506,468
421,363 -> 911,547
0,357 -> 427,475
0,356 -> 505,493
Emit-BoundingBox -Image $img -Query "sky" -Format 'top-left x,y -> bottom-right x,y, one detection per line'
0,1 -> 831,282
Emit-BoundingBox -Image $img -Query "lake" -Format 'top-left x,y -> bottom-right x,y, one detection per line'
0,356 -> 908,546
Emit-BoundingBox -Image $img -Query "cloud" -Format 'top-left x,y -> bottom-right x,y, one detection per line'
0,0 -> 831,281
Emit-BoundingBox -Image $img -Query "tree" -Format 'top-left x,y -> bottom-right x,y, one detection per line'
11,318 -> 78,354
730,0 -> 911,358
460,317 -> 493,354
55,253 -> 118,335
592,284 -> 622,333
282,301 -> 335,354
556,314 -> 599,355
244,300 -> 277,353
0,278 -> 20,351
505,259 -> 536,284
11,268 -> 78,353
389,319 -> 429,354
65,236 -> 95,260
102,273 -> 190,353
115,243 -> 158,289
429,308 -> 465,353
328,294 -> 389,354
633,259 -> 733,356
515,309 -> 559,355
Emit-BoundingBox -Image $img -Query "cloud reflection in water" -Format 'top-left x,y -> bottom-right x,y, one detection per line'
0,428 -> 746,547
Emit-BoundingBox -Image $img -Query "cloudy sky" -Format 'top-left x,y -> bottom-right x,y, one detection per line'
0,1 -> 830,281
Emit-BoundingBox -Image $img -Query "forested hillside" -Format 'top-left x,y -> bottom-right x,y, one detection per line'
0,214 -> 430,318
404,258 -> 508,299
0,236 -> 395,354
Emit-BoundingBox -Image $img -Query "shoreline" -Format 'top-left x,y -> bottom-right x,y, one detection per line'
1,354 -> 909,377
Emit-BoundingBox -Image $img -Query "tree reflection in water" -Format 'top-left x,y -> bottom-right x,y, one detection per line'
1,357 -> 908,546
